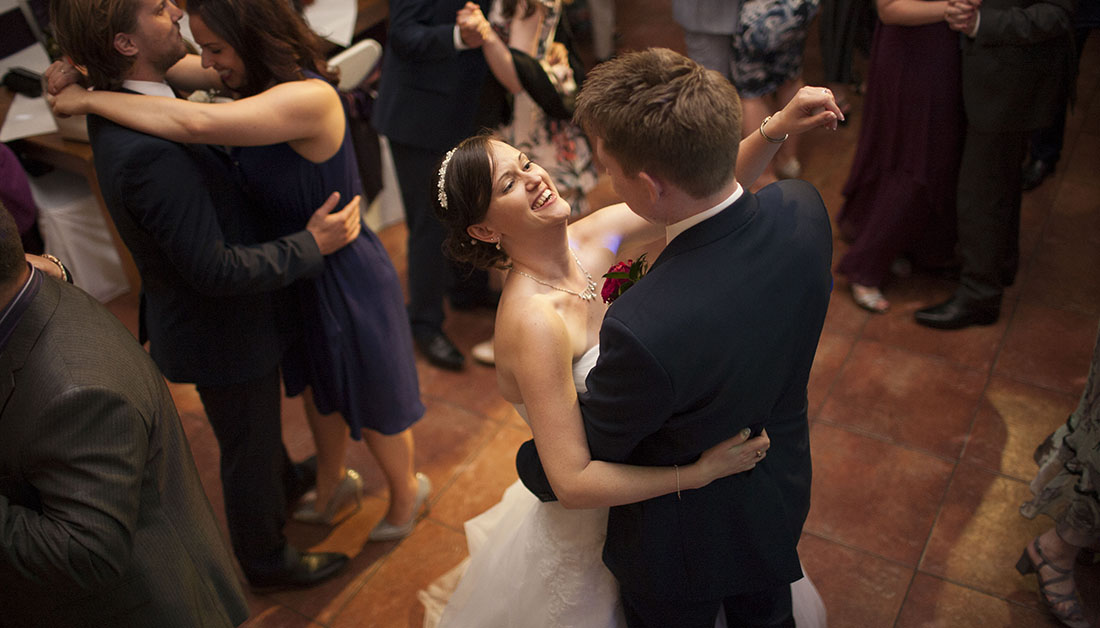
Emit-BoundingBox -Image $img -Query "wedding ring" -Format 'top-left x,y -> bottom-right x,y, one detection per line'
755,450 -> 764,459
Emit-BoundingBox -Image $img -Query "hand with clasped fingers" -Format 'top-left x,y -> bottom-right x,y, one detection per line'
457,2 -> 489,48
945,0 -> 981,35
43,60 -> 87,118
762,85 -> 847,138
44,59 -> 82,96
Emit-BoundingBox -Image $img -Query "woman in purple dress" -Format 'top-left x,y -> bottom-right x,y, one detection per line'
835,0 -> 964,312
52,0 -> 430,538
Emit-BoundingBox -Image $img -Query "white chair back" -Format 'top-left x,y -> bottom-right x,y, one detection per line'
327,38 -> 382,92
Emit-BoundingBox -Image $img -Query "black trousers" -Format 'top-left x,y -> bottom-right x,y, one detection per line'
955,125 -> 1029,306
1029,27 -> 1093,164
388,139 -> 486,336
196,367 -> 295,572
621,583 -> 794,628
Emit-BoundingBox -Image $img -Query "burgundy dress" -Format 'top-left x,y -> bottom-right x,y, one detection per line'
836,18 -> 963,288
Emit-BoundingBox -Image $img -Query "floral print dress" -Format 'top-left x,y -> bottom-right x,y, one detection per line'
491,0 -> 598,216
1021,323 -> 1100,548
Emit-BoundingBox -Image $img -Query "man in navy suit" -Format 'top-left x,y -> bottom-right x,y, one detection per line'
518,49 -> 834,627
47,0 -> 356,590
374,0 -> 495,370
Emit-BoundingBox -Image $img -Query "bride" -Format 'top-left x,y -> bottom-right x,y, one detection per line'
423,86 -> 841,627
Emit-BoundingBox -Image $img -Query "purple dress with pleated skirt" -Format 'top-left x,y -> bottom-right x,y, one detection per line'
233,73 -> 424,437
836,18 -> 964,288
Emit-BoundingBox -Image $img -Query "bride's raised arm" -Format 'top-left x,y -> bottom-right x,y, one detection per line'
736,85 -> 844,186
496,297 -> 768,510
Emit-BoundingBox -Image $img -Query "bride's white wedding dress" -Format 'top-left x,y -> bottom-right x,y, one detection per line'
419,346 -> 827,628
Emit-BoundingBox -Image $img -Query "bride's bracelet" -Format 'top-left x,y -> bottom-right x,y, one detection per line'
760,115 -> 788,144
674,465 -> 681,500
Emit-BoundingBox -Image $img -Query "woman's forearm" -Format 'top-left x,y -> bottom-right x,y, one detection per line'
551,459 -> 709,509
83,91 -> 203,143
736,124 -> 784,187
878,0 -> 949,25
74,82 -> 331,147
482,31 -> 524,94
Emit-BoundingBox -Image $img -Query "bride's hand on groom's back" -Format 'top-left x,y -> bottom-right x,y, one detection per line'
693,428 -> 770,487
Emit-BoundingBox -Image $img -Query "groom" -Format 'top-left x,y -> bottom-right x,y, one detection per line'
518,49 -> 834,627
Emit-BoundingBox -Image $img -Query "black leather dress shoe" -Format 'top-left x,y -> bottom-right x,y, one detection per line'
1021,158 -> 1055,191
914,296 -> 999,330
414,331 -> 465,370
246,551 -> 349,591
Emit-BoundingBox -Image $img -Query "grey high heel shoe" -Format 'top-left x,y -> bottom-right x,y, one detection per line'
292,468 -> 363,525
368,472 -> 431,541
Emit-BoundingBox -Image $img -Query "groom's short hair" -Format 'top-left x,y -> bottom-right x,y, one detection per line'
50,0 -> 141,90
574,48 -> 742,199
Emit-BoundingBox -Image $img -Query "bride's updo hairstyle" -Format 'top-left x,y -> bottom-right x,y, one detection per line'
434,135 -> 510,270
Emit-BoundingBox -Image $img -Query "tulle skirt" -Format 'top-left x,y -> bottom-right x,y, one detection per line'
420,481 -> 828,627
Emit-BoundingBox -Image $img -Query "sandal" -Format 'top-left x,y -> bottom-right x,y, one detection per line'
1016,538 -> 1090,628
851,283 -> 889,314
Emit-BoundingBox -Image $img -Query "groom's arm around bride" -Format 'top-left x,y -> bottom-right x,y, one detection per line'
517,49 -> 835,628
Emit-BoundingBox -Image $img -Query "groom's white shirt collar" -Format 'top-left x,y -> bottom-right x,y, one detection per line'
121,79 -> 176,98
666,183 -> 743,244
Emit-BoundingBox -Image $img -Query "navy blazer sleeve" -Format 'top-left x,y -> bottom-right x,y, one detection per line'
388,0 -> 462,61
116,138 -> 322,296
977,0 -> 1073,46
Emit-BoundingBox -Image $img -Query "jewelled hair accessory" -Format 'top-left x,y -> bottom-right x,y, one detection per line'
437,148 -> 456,209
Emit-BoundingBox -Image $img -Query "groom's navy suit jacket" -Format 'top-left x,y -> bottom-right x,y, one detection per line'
519,179 -> 833,601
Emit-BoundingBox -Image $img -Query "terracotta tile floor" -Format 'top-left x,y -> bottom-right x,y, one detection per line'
101,3 -> 1100,626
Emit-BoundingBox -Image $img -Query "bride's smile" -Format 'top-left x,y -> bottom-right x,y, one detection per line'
490,141 -> 569,219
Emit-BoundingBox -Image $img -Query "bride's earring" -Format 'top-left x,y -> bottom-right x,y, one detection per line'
495,239 -> 502,251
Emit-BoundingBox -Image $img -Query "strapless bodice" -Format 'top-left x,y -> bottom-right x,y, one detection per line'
513,344 -> 599,424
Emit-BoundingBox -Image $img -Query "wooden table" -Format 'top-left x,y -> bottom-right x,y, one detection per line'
0,88 -> 141,295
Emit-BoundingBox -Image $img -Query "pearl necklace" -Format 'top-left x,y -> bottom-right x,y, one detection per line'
511,249 -> 598,302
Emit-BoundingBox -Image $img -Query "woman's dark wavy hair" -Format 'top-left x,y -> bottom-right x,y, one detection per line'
187,0 -> 337,97
433,135 -> 510,270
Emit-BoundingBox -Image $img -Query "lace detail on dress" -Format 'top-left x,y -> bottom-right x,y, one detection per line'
529,503 -> 618,626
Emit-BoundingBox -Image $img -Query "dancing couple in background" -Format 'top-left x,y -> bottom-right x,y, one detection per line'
48,0 -> 430,588
422,49 -> 841,628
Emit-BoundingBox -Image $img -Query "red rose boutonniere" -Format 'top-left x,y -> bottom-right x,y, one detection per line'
601,253 -> 650,304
